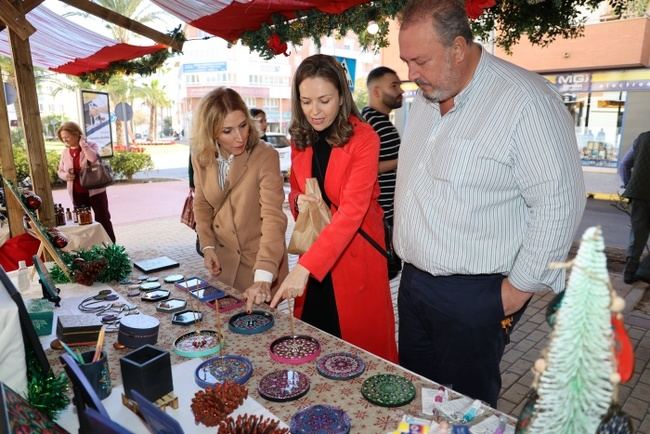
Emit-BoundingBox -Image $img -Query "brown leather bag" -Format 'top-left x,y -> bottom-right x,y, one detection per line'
180,190 -> 196,229
288,178 -> 331,255
79,158 -> 113,189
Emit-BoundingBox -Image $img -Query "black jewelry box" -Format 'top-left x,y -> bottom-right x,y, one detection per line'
56,315 -> 102,345
120,345 -> 173,402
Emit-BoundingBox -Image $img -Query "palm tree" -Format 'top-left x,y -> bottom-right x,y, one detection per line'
135,79 -> 170,142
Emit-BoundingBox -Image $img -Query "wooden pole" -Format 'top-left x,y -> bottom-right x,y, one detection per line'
0,65 -> 25,237
58,0 -> 184,51
0,0 -> 43,33
8,6 -> 56,227
0,0 -> 36,40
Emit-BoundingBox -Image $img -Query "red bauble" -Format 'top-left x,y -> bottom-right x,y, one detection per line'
267,34 -> 289,57
612,314 -> 634,383
22,191 -> 42,210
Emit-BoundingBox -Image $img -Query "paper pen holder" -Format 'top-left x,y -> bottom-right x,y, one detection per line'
120,345 -> 173,402
79,350 -> 112,400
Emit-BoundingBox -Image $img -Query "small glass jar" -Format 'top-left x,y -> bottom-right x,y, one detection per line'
76,206 -> 93,225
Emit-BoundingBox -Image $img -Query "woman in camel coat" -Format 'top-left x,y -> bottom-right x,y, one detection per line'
192,88 -> 288,311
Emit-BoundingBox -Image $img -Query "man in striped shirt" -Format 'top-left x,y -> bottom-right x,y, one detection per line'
394,0 -> 586,407
361,67 -> 404,226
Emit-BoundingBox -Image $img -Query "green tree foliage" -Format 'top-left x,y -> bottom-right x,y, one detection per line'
353,78 -> 368,112
3,146 -> 62,185
109,151 -> 154,181
41,114 -> 67,139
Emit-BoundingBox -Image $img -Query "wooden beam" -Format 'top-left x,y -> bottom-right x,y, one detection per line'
58,0 -> 184,51
0,0 -> 36,40
0,66 -> 25,237
0,0 -> 43,33
8,27 -> 56,227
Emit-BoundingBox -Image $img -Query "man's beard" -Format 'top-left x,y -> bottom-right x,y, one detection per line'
383,94 -> 403,110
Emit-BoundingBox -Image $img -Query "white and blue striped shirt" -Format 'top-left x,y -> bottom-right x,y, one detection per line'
394,49 -> 586,293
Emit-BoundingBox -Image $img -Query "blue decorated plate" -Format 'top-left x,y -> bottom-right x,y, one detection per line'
194,355 -> 253,388
290,404 -> 351,434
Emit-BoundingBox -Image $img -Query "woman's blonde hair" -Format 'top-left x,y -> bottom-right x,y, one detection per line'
56,121 -> 83,142
289,54 -> 360,150
191,87 -> 259,167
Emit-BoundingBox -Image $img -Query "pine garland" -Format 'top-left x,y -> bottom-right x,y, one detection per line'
79,26 -> 186,85
50,243 -> 131,284
236,0 -> 630,59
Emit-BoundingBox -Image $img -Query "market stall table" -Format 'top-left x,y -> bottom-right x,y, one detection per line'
57,221 -> 112,252
23,269 -> 517,433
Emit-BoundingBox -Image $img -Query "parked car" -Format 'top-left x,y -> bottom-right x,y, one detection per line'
264,133 -> 291,177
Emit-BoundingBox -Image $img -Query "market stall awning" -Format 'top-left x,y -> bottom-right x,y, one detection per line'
0,5 -> 166,76
149,0 -> 370,42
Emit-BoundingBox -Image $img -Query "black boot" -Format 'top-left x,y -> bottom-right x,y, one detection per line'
623,258 -> 639,284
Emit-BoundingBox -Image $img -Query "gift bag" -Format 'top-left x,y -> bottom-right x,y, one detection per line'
181,190 -> 196,229
79,158 -> 113,189
288,178 -> 331,255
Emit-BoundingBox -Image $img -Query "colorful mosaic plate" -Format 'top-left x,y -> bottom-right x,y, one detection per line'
316,352 -> 366,380
361,374 -> 416,407
290,404 -> 351,434
173,330 -> 223,358
194,355 -> 253,388
228,310 -> 274,335
269,335 -> 321,365
257,369 -> 310,402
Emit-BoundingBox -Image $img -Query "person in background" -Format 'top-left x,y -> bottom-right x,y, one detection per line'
618,131 -> 650,284
57,121 -> 116,242
192,88 -> 288,311
270,54 -> 398,363
394,0 -> 585,406
250,108 -> 268,142
361,66 -> 404,227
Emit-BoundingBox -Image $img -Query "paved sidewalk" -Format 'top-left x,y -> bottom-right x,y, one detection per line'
64,180 -> 650,431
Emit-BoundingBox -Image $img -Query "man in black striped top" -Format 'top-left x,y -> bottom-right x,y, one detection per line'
361,67 -> 404,226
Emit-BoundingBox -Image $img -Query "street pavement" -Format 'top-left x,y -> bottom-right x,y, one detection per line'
52,174 -> 650,431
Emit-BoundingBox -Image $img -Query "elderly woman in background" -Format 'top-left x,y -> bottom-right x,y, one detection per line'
192,87 -> 288,311
57,121 -> 116,242
270,54 -> 398,363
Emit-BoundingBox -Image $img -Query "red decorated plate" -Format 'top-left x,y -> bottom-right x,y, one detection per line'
257,369 -> 310,402
269,335 -> 320,365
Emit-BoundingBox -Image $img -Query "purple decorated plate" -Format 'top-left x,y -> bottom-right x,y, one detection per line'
257,369 -> 310,402
228,310 -> 274,335
194,355 -> 253,388
269,335 -> 320,365
290,404 -> 351,434
316,352 -> 365,380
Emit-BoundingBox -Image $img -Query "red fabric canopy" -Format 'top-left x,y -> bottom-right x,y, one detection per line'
151,0 -> 370,42
0,6 -> 166,76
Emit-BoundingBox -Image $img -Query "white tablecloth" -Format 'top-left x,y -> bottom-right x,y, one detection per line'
58,221 -> 111,252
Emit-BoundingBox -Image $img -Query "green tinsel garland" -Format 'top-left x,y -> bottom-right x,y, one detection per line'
50,243 -> 132,284
26,350 -> 69,420
79,26 -> 186,85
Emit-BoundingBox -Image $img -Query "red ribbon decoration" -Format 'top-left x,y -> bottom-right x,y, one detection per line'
612,313 -> 634,383
267,33 -> 290,57
465,0 -> 496,20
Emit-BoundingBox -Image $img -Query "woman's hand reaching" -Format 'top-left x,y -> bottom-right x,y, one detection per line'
270,264 -> 310,308
242,281 -> 272,313
203,249 -> 222,276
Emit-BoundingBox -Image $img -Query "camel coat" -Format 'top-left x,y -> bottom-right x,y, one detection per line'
192,142 -> 288,293
288,116 -> 398,363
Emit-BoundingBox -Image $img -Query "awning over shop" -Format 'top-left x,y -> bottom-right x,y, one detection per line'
149,0 -> 369,42
0,6 -> 166,76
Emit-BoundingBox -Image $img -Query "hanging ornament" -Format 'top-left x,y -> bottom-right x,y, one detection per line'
596,403 -> 634,434
611,313 -> 634,383
465,0 -> 496,20
266,34 -> 290,57
545,290 -> 565,327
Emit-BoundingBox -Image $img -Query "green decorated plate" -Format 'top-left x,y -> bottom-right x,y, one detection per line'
360,374 -> 416,407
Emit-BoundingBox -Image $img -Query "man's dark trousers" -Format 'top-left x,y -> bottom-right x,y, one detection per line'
398,263 -> 525,407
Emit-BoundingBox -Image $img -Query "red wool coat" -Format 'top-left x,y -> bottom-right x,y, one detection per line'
289,116 -> 398,363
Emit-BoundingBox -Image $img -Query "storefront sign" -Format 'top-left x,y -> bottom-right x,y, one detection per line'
545,68 -> 650,93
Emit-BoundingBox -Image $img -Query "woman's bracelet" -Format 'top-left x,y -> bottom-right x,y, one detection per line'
201,245 -> 216,253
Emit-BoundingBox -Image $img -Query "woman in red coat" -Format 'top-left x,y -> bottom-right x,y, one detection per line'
271,55 -> 397,363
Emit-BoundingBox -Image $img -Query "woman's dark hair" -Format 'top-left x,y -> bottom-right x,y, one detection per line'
289,54 -> 360,150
